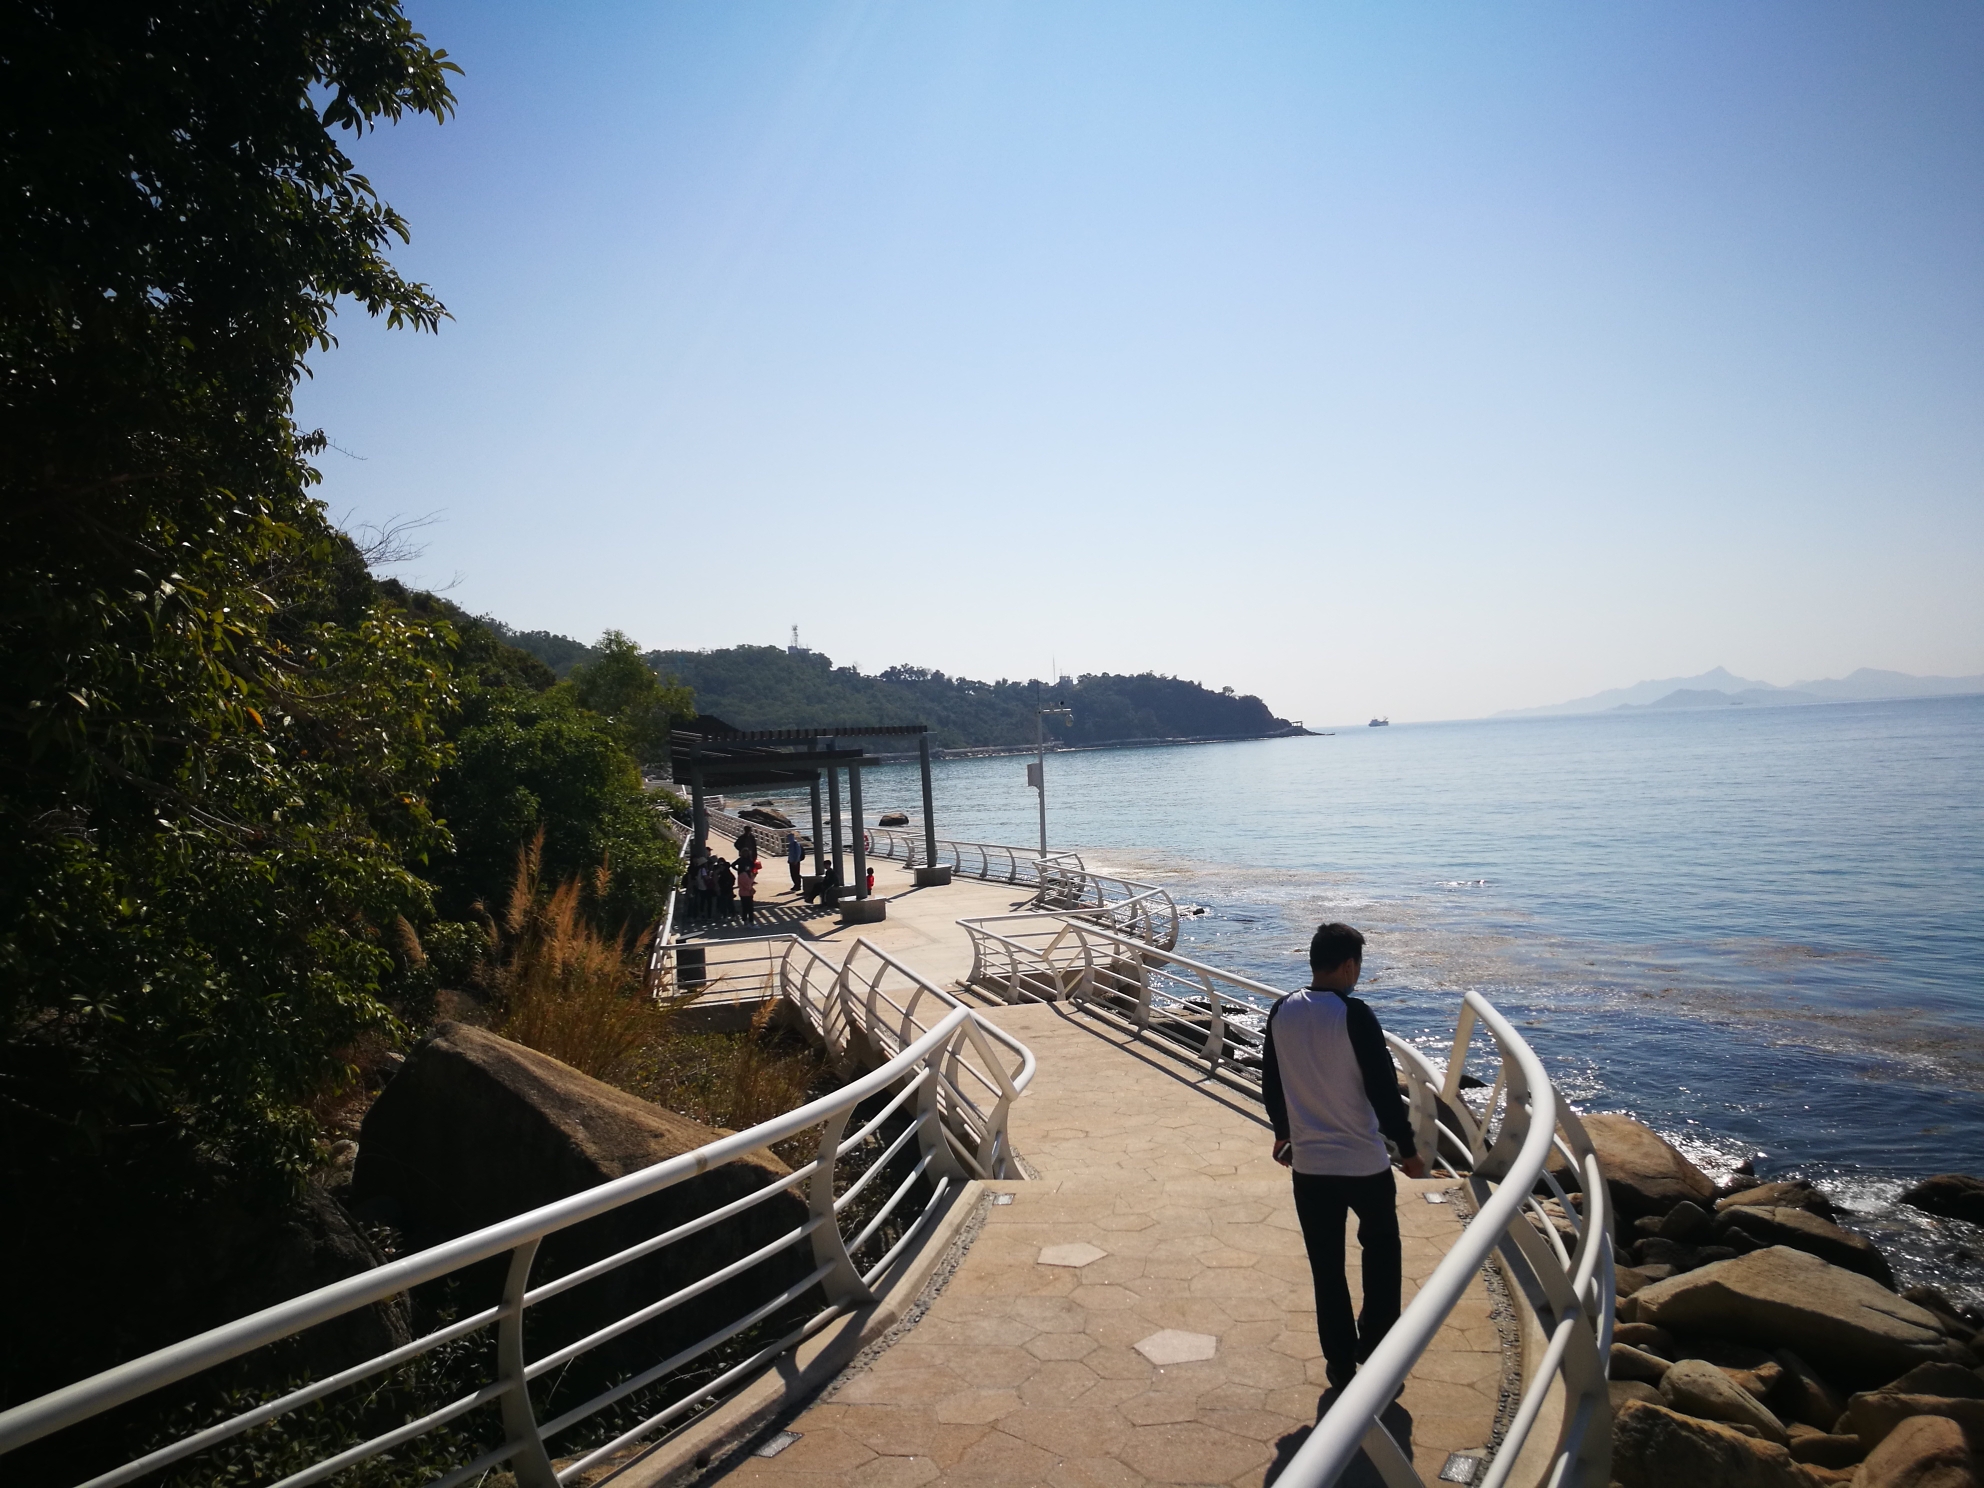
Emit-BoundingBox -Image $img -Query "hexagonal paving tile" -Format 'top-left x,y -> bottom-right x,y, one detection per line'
728,1001 -> 1505,1484
1039,1241 -> 1110,1268
1133,1328 -> 1220,1365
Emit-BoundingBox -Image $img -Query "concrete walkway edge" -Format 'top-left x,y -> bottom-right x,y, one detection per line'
600,1181 -> 994,1488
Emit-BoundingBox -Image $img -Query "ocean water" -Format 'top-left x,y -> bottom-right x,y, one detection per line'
836,693 -> 1984,1300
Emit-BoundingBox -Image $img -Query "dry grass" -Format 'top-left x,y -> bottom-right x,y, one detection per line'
492,833 -> 665,1088
489,835 -> 828,1144
632,1001 -> 828,1149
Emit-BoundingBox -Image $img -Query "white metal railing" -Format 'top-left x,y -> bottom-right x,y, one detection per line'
1026,859 -> 1179,950
655,931 -> 1035,1182
1,939 -> 1034,1488
863,826 -> 1083,886
957,911 -> 1615,1488
701,806 -> 807,854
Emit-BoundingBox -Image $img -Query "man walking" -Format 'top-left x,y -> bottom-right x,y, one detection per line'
785,831 -> 805,892
1263,922 -> 1425,1393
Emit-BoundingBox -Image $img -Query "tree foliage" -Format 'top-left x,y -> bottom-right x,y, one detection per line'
566,630 -> 694,767
0,1 -> 463,1191
633,646 -> 1294,748
431,686 -> 680,939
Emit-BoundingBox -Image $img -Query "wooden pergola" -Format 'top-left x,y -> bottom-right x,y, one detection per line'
667,721 -> 946,920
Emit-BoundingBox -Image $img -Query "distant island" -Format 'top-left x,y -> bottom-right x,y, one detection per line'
490,626 -> 1305,751
1498,665 -> 1984,718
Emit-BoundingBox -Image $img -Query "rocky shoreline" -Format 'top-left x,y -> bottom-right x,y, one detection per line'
1566,1115 -> 1984,1485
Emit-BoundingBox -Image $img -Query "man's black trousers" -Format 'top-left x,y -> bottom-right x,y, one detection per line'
1291,1167 -> 1401,1385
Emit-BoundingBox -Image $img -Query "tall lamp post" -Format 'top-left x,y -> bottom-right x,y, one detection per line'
1030,702 -> 1072,856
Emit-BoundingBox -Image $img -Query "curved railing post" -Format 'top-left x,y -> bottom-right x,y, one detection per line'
920,1030 -> 974,1183
809,1108 -> 875,1307
498,1241 -> 557,1488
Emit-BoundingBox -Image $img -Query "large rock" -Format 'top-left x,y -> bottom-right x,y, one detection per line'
1903,1290 -> 1982,1345
1614,1343 -> 1674,1383
1900,1177 -> 1984,1229
1616,1321 -> 1679,1357
1612,1399 -> 1819,1488
1614,1379 -> 1665,1412
354,1022 -> 813,1383
1556,1113 -> 1718,1219
1883,1366 -> 1984,1402
1788,1432 -> 1863,1469
739,806 -> 794,830
1776,1349 -> 1851,1431
1662,1357 -> 1793,1443
1716,1206 -> 1897,1289
1628,1247 -> 1969,1388
1853,1414 -> 1978,1488
1720,1181 -> 1840,1220
1,1179 -> 410,1486
1845,1397 -> 1984,1456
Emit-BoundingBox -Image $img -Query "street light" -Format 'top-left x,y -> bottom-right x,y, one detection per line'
1030,701 -> 1072,856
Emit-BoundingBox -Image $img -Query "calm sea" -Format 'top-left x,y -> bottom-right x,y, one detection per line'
844,693 -> 1984,1299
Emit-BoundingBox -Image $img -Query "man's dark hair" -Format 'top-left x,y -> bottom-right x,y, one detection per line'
1309,922 -> 1367,974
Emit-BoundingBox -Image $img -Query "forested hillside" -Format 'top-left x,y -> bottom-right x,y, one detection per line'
1,7 -> 692,1420
493,633 -> 1299,749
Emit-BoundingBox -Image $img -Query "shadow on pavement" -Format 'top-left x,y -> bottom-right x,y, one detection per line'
1264,1392 -> 1415,1488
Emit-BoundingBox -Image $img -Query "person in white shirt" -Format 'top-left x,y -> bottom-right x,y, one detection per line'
1262,922 -> 1425,1392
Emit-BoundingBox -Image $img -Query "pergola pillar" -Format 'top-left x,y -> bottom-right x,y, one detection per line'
913,732 -> 951,886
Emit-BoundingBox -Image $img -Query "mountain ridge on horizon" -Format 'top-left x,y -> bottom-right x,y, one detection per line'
1498,666 -> 1984,717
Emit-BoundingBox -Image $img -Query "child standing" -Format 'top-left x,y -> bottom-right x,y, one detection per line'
736,858 -> 758,922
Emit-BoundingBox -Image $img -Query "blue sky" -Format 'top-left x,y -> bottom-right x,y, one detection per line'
300,1 -> 1984,722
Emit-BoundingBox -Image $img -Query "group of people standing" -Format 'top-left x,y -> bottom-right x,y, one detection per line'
685,826 -> 812,922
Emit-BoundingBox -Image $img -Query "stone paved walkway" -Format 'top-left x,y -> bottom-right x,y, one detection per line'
716,1000 -> 1506,1487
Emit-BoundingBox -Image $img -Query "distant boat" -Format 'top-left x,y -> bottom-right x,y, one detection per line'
1369,717 -> 1389,727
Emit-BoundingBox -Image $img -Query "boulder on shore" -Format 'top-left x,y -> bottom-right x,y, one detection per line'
877,811 -> 910,826
738,806 -> 795,829
1617,1262 -> 1674,1297
1844,1394 -> 1984,1456
1714,1205 -> 1896,1289
1611,1399 -> 1817,1488
1717,1180 -> 1839,1220
0,1180 -> 412,1488
1553,1112 -> 1717,1219
1774,1348 -> 1850,1432
1615,1321 -> 1678,1357
354,1022 -> 813,1380
1613,1342 -> 1673,1383
1900,1176 -> 1984,1228
1882,1364 -> 1984,1401
1660,1357 -> 1792,1443
1852,1414 -> 1979,1488
1659,1199 -> 1716,1241
1785,1431 -> 1862,1469
1626,1246 -> 1969,1388
1903,1289 -> 1983,1344
1612,1379 -> 1665,1413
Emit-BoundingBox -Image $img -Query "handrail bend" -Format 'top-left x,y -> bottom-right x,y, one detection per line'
957,910 -> 1615,1488
1026,860 -> 1180,950
863,826 -> 1084,885
0,923 -> 1034,1488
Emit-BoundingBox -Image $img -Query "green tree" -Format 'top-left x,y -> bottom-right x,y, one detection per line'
431,687 -> 680,939
566,629 -> 695,766
0,2 -> 461,1192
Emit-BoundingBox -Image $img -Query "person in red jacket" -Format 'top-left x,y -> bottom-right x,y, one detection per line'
735,859 -> 758,922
